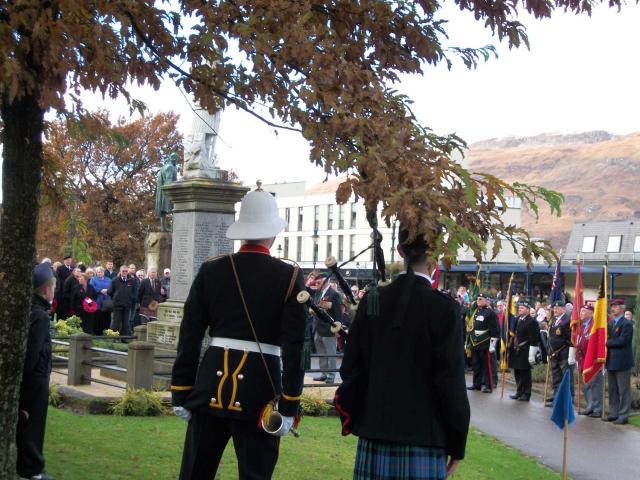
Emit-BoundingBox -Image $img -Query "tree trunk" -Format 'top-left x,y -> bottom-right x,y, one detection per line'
0,93 -> 45,478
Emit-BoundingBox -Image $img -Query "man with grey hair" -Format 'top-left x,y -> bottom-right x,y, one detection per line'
17,264 -> 56,480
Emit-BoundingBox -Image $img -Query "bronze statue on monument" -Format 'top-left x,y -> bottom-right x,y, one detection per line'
155,152 -> 179,232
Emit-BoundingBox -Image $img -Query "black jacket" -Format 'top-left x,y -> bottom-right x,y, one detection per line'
311,286 -> 343,337
340,274 -> 470,459
23,295 -> 52,381
469,306 -> 500,350
606,316 -> 634,372
108,275 -> 136,308
548,313 -> 571,356
171,252 -> 307,419
508,314 -> 540,370
138,277 -> 163,308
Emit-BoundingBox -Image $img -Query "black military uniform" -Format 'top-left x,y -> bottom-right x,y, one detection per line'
508,303 -> 540,401
171,245 -> 306,480
17,264 -> 55,480
467,294 -> 500,392
547,301 -> 573,402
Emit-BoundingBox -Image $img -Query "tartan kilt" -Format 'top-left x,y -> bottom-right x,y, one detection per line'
353,438 -> 447,480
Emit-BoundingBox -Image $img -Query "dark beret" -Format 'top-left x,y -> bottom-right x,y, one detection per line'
33,263 -> 55,289
610,298 -> 626,306
551,300 -> 565,308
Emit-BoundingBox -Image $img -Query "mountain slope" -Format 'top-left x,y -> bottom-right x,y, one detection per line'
467,132 -> 640,248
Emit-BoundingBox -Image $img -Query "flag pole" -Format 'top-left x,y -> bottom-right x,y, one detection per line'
562,419 -> 569,480
543,354 -> 551,404
500,272 -> 514,399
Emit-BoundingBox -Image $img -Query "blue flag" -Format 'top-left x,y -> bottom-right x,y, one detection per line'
550,369 -> 575,429
550,258 -> 563,304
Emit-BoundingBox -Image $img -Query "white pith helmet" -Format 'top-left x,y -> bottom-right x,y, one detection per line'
226,181 -> 287,240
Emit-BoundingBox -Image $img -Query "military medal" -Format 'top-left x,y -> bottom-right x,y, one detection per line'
556,327 -> 561,335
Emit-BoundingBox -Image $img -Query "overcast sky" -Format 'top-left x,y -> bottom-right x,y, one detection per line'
2,3 -> 639,200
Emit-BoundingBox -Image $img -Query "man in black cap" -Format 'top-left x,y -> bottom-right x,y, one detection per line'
467,293 -> 500,393
17,264 -> 56,480
546,300 -> 573,405
604,298 -> 634,424
54,255 -> 73,318
508,300 -> 540,401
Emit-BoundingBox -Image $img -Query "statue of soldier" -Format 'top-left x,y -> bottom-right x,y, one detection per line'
155,152 -> 178,232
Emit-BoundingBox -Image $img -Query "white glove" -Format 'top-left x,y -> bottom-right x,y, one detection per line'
489,337 -> 497,354
273,415 -> 295,436
173,406 -> 191,422
528,346 -> 539,366
568,346 -> 576,366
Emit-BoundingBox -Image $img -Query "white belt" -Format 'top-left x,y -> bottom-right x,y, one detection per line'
210,337 -> 281,357
474,329 -> 489,336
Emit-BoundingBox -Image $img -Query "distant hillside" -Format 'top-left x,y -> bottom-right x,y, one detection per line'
467,132 -> 640,248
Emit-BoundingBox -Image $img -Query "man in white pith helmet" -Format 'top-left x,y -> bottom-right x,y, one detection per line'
171,183 -> 306,480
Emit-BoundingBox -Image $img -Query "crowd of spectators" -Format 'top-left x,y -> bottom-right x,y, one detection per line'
40,256 -> 171,336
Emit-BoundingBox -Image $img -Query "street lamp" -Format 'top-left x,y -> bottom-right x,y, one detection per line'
391,219 -> 397,263
312,227 -> 319,269
356,261 -> 360,288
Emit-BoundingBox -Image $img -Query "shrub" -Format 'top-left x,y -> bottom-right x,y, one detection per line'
300,393 -> 331,416
111,389 -> 167,417
49,383 -> 62,407
54,316 -> 83,337
93,339 -> 128,352
531,363 -> 548,383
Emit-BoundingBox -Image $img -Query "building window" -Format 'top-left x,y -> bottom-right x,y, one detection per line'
338,235 -> 344,261
350,234 -> 356,259
607,235 -> 622,253
284,237 -> 289,258
634,236 -> 640,253
350,203 -> 357,228
314,205 -> 319,231
327,205 -> 334,230
284,208 -> 290,232
326,236 -> 333,257
581,236 -> 596,253
297,207 -> 303,232
296,236 -> 302,262
338,204 -> 345,229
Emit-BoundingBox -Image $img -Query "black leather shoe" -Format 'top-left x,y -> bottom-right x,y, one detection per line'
518,397 -> 530,402
579,410 -> 594,416
467,386 -> 481,391
312,375 -> 327,382
589,412 -> 602,418
481,387 -> 492,393
613,418 -> 628,425
509,394 -> 520,400
545,397 -> 555,403
601,416 -> 618,422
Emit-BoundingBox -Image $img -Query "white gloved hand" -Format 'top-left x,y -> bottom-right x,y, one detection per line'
568,346 -> 576,366
173,406 -> 191,422
273,415 -> 295,436
489,337 -> 497,354
528,346 -> 539,366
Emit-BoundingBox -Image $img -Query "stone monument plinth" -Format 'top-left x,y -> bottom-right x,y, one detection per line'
145,231 -> 172,275
146,175 -> 249,350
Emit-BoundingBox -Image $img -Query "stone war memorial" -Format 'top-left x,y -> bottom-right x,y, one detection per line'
146,106 -> 248,351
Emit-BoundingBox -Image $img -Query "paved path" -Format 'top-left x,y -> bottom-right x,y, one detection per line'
468,384 -> 640,479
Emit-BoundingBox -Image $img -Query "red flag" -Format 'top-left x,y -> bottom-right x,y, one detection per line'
432,263 -> 440,288
570,262 -> 583,346
583,266 -> 608,384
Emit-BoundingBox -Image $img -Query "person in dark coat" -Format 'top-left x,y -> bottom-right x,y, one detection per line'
17,264 -> 56,480
604,298 -> 634,424
310,274 -> 342,383
508,301 -> 540,401
467,293 -> 500,393
70,273 -> 98,334
546,300 -> 573,405
108,265 -> 135,335
54,256 -> 73,319
61,267 -> 80,320
575,304 -> 603,417
339,228 -> 470,480
137,267 -> 163,322
171,187 -> 306,480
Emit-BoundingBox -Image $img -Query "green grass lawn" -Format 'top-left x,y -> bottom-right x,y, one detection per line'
45,408 -> 558,479
630,415 -> 640,427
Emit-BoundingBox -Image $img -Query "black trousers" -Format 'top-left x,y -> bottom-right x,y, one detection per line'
110,306 -> 130,335
471,348 -> 494,389
17,377 -> 49,478
180,412 -> 280,480
550,353 -> 574,399
514,368 -> 532,399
